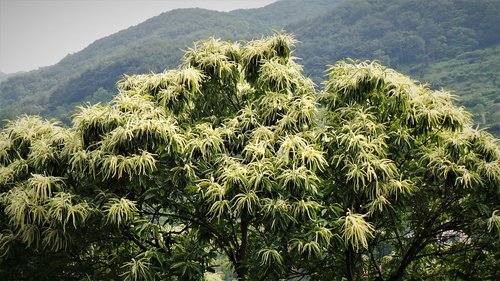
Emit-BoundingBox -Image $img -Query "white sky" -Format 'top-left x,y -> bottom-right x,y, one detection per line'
0,0 -> 277,74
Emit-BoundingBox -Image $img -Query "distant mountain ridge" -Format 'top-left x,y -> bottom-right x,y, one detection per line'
0,0 -> 498,135
0,72 -> 19,84
289,0 -> 499,134
0,1 -> 343,123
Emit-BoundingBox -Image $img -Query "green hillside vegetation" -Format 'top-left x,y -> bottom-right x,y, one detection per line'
232,0 -> 344,26
420,46 -> 500,134
0,8 -> 273,123
291,0 -> 499,134
0,73 -> 8,84
0,71 -> 23,84
0,0 -> 342,124
294,0 -> 499,72
0,0 -> 498,135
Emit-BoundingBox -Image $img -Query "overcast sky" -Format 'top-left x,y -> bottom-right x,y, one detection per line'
0,0 -> 277,74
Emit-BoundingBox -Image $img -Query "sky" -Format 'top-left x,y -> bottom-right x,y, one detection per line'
0,0 -> 277,74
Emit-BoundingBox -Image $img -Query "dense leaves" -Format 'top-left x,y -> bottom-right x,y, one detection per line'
1,34 -> 499,280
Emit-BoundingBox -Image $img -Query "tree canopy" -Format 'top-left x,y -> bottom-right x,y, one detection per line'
1,33 -> 499,280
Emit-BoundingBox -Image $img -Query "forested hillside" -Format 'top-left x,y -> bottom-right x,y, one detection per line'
421,46 -> 500,134
294,0 -> 498,73
0,0 -> 498,135
0,72 -> 15,84
232,0 -> 344,26
0,8 -> 272,123
291,0 -> 500,134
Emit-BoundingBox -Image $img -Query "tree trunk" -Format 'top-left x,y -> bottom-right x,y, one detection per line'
236,266 -> 247,281
236,213 -> 249,281
388,210 -> 443,281
346,246 -> 355,281
387,235 -> 425,281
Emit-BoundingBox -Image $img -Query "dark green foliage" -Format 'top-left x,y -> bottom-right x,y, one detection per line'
290,0 -> 499,135
416,46 -> 500,136
233,0 -> 344,27
293,0 -> 499,69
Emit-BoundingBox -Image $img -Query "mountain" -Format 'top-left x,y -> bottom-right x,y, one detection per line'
0,73 -> 6,83
0,8 -> 270,123
0,0 -> 343,124
0,72 -> 19,84
0,0 -> 498,135
289,0 -> 500,135
420,46 -> 500,134
293,0 -> 499,75
232,0 -> 344,26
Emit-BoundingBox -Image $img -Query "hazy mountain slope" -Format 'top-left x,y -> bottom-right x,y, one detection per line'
420,46 -> 500,134
1,0 -> 345,122
290,0 -> 499,78
232,0 -> 344,27
0,73 -> 8,83
287,0 -> 499,135
48,9 -> 269,106
0,8 -> 273,122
